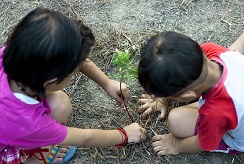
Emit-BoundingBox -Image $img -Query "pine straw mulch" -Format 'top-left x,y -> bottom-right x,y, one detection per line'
1,0 -> 244,163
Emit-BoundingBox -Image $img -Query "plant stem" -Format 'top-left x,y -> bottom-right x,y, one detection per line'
119,80 -> 135,123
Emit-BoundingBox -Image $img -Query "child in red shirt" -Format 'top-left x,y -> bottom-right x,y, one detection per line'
137,31 -> 244,156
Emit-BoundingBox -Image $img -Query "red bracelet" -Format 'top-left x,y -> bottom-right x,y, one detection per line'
115,128 -> 128,148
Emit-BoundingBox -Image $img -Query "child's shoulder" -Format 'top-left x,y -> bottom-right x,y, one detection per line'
201,43 -> 228,53
201,43 -> 229,59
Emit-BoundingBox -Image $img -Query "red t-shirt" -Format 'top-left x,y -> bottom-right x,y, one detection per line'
198,43 -> 238,151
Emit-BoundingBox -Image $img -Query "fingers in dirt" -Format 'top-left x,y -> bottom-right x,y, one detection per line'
152,135 -> 163,141
138,103 -> 150,113
142,107 -> 155,119
159,110 -> 167,120
141,94 -> 152,99
137,98 -> 155,105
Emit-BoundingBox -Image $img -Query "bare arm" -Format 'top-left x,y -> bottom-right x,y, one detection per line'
61,128 -> 123,147
59,123 -> 146,147
79,58 -> 130,106
79,58 -> 110,89
228,32 -> 244,54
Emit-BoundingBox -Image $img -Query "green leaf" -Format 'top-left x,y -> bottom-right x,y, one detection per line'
111,49 -> 138,83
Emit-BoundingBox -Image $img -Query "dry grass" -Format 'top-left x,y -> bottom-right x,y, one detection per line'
1,0 -> 244,163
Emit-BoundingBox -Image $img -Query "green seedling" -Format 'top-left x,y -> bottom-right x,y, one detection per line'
111,49 -> 138,123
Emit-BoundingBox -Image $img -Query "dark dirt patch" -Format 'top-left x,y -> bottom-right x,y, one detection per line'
1,0 -> 244,163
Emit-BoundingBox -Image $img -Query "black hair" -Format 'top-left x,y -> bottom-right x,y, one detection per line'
138,31 -> 203,97
3,7 -> 95,98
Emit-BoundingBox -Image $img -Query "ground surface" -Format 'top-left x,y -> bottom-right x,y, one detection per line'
1,0 -> 244,163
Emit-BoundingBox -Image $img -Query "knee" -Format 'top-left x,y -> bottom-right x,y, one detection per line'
167,109 -> 182,135
58,92 -> 73,118
49,91 -> 73,124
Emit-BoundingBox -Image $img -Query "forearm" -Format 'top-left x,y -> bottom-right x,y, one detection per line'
80,59 -> 109,89
229,32 -> 244,54
61,127 -> 123,147
175,135 -> 203,153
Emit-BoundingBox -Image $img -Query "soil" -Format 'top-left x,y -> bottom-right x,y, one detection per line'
1,0 -> 244,163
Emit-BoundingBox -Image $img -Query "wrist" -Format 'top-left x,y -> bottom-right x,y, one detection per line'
100,78 -> 110,91
115,128 -> 128,148
158,97 -> 168,105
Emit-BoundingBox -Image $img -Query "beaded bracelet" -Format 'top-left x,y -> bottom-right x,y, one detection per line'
115,128 -> 128,148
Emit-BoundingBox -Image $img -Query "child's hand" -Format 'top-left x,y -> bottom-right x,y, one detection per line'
152,133 -> 179,156
138,94 -> 168,119
104,79 -> 130,106
123,123 -> 146,143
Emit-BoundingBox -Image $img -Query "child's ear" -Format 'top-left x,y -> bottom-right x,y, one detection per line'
43,78 -> 58,88
178,90 -> 197,100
